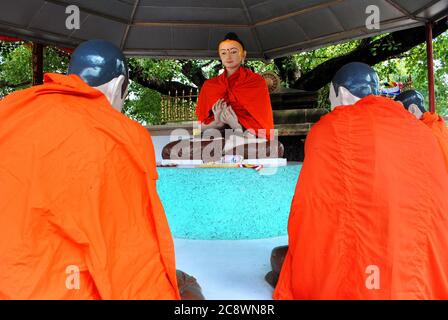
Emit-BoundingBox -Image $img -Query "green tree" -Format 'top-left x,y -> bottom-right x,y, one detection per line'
122,81 -> 162,125
0,43 -> 69,97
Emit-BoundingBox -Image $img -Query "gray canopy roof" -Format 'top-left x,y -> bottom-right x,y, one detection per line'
1,0 -> 447,59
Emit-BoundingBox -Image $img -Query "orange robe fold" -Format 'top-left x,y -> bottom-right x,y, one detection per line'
0,73 -> 180,299
274,96 -> 448,300
196,67 -> 274,139
421,112 -> 448,172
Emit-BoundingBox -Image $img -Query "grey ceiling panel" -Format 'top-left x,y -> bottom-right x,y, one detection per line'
293,8 -> 345,39
248,0 -> 333,23
393,0 -> 437,14
125,26 -> 172,49
257,19 -> 308,51
0,0 -> 44,25
28,2 -> 82,37
0,0 -> 445,59
172,27 -> 210,50
415,1 -> 448,20
70,15 -> 127,45
138,0 -> 242,7
134,6 -> 248,24
46,0 -> 136,21
330,0 -> 403,31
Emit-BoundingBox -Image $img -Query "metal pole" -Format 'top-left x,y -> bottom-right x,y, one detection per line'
426,22 -> 436,113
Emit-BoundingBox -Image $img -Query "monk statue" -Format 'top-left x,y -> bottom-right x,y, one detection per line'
162,32 -> 283,162
267,62 -> 448,299
395,89 -> 448,171
0,39 -> 203,300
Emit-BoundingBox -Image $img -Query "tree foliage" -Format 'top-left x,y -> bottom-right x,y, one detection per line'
122,81 -> 162,125
1,43 -> 69,96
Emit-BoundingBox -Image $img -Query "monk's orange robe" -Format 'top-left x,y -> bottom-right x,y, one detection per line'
421,112 -> 448,171
0,73 -> 180,299
274,96 -> 448,299
196,67 -> 274,139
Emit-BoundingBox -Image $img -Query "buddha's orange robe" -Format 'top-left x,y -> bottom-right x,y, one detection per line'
274,96 -> 448,299
0,73 -> 179,299
196,67 -> 274,139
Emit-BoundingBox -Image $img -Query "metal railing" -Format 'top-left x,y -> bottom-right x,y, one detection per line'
160,88 -> 199,123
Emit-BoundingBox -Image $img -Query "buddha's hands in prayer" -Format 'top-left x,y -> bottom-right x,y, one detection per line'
221,105 -> 242,131
211,99 -> 225,127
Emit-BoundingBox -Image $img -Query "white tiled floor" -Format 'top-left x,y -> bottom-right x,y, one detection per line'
174,236 -> 288,300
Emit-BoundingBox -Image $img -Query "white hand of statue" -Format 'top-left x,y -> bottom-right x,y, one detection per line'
221,105 -> 241,130
212,99 -> 224,124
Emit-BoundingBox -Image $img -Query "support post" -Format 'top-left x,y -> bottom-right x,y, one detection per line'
426,22 -> 436,113
32,42 -> 44,86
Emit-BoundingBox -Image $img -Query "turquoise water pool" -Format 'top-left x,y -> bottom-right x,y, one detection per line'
156,164 -> 302,240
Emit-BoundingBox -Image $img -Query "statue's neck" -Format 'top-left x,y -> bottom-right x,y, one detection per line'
225,66 -> 241,78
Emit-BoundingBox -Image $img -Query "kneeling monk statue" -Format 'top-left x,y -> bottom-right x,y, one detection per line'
268,62 -> 448,299
0,39 -> 203,300
395,89 -> 448,172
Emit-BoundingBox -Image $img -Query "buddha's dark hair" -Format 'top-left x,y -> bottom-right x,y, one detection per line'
222,32 -> 245,51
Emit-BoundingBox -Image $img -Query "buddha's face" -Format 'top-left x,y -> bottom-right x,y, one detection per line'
219,40 -> 246,71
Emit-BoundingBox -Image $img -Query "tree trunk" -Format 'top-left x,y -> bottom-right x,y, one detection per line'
129,63 -> 195,95
180,60 -> 207,88
32,42 -> 44,86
